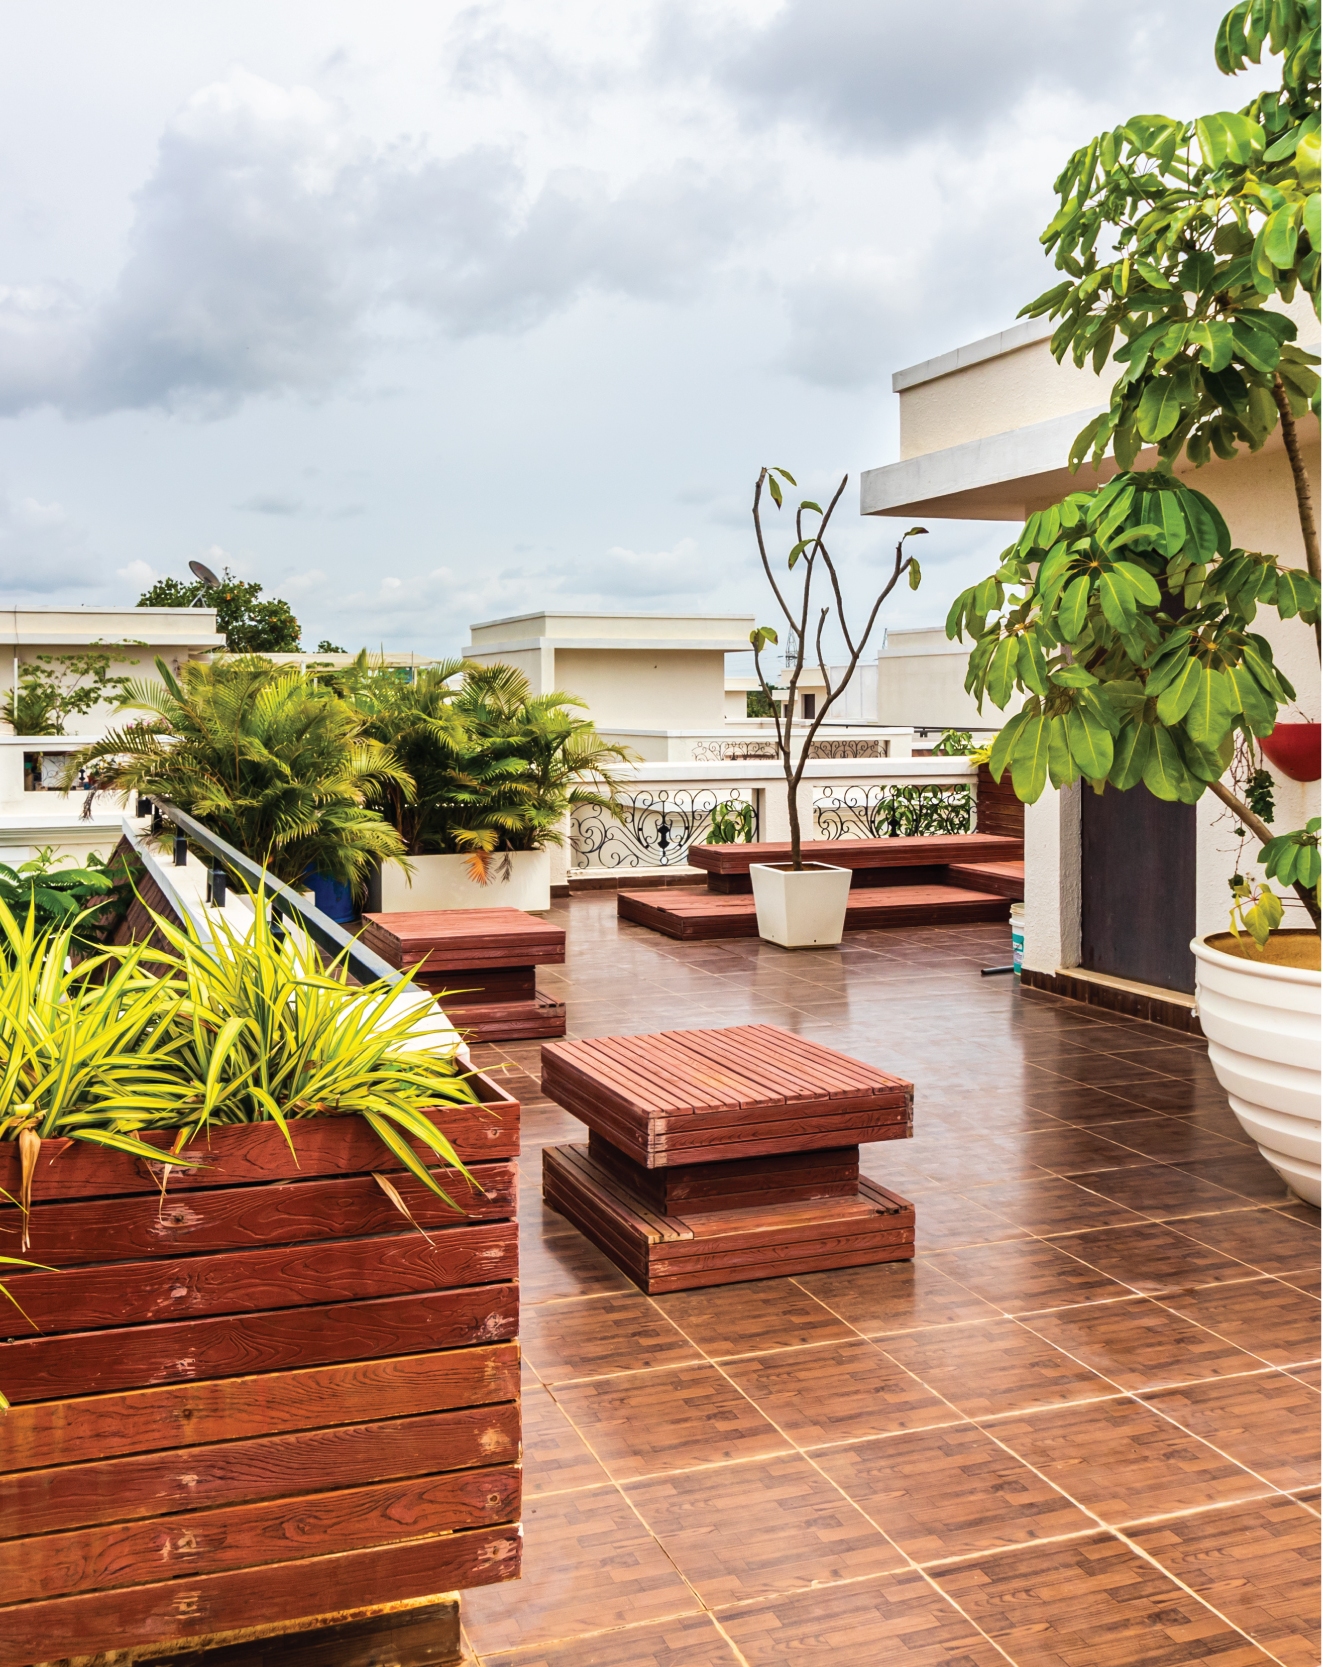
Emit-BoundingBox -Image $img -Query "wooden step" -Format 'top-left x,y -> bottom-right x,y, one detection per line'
617,882 -> 1011,941
945,860 -> 1024,900
543,1144 -> 915,1293
686,832 -> 1022,878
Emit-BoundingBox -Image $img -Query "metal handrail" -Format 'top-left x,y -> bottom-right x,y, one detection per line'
148,797 -> 402,988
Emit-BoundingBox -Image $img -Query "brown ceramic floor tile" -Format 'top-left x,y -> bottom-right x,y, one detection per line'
553,1364 -> 791,1481
1049,1220 -> 1254,1294
1177,1102 -> 1261,1140
717,1567 -> 1006,1665
1100,1117 -> 1251,1163
1131,1498 -> 1321,1667
1108,1078 -> 1239,1115
721,1338 -> 955,1447
1024,1085 -> 1172,1124
480,1614 -> 744,1667
623,1452 -> 903,1605
933,1531 -> 1273,1665
520,1228 -> 637,1305
652,1277 -> 855,1359
815,1421 -> 1090,1563
521,1292 -> 701,1384
1016,1125 -> 1159,1174
958,1174 -> 1145,1235
1020,1294 -> 1263,1392
1289,1360 -> 1321,1390
925,1236 -> 1134,1314
460,1484 -> 698,1654
522,1383 -> 612,1497
910,1187 -> 1031,1252
1106,1045 -> 1217,1081
1170,1206 -> 1320,1279
1157,1278 -> 1321,1369
794,1258 -> 1001,1337
1144,1370 -> 1321,1492
879,1317 -> 1112,1419
989,1395 -> 1271,1525
1067,1162 -> 1252,1221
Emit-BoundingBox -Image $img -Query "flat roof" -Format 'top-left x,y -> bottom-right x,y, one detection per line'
891,318 -> 1054,394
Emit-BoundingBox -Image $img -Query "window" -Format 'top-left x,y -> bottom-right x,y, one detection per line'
802,692 -> 816,719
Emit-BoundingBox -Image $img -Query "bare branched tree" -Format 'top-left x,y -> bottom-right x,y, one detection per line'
749,465 -> 928,870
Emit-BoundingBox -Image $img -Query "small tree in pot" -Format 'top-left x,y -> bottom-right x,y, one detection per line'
747,465 -> 926,945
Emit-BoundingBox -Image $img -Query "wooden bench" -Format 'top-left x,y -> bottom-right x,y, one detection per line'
361,908 -> 566,1040
541,1025 -> 915,1292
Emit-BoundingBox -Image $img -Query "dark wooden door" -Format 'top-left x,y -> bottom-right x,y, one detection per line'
1081,783 -> 1196,993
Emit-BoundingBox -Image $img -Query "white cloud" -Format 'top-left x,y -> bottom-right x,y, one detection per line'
116,557 -> 159,586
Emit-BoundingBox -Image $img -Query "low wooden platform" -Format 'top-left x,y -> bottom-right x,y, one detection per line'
541,1024 -> 912,1168
617,882 -> 1010,941
544,1145 -> 914,1293
945,859 -> 1024,900
687,832 -> 1022,891
361,907 -> 566,1041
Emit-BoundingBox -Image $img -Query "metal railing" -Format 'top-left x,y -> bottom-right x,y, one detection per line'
147,798 -> 402,988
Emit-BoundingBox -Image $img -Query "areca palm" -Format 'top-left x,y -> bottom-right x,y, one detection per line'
74,657 -> 411,888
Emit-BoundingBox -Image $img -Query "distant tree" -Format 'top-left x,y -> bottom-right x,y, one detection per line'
315,639 -> 346,654
746,688 -> 776,718
137,570 -> 301,653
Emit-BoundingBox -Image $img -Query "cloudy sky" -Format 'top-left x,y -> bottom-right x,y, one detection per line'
0,0 -> 1272,658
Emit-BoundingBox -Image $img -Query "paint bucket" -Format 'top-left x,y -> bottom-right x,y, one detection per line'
1010,903 -> 1025,979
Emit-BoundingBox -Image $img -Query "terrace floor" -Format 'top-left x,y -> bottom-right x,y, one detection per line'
465,893 -> 1320,1667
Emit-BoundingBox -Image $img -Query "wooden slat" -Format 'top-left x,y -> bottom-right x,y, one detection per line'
0,1523 -> 521,1667
945,860 -> 1024,899
0,1223 -> 517,1338
618,882 -> 1011,940
686,833 -> 1023,875
0,1079 -> 518,1206
2,1345 -> 519,1476
0,1464 -> 520,1604
4,1401 -> 520,1540
0,1283 -> 518,1405
432,991 -> 566,1042
5,1163 -> 516,1273
586,1133 -> 859,1213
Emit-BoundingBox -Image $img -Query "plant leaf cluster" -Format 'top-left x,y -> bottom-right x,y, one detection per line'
946,469 -> 1319,806
1022,0 -> 1320,476
2,649 -> 139,737
138,570 -> 301,654
0,847 -> 130,956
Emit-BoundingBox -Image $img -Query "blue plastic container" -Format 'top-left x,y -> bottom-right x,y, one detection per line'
304,869 -> 356,924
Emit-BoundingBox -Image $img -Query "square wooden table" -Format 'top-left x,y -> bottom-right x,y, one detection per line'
541,1025 -> 915,1292
361,908 -> 566,1040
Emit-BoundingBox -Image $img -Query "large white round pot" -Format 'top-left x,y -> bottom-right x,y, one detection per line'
1192,933 -> 1321,1206
380,849 -> 552,913
750,861 -> 852,948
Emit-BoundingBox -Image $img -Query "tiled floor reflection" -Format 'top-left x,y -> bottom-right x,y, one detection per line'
461,897 -> 1320,1666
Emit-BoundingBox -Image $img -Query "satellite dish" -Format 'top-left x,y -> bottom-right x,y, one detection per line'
189,560 -> 221,588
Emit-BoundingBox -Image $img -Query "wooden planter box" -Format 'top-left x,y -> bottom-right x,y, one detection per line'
0,1074 -> 521,1667
976,765 -> 1025,839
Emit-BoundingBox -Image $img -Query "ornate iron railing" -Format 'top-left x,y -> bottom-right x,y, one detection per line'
814,782 -> 973,840
572,788 -> 759,868
689,738 -> 882,762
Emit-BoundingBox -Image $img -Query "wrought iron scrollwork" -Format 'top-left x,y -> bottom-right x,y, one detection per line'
814,782 -> 973,840
806,739 -> 881,760
690,740 -> 778,762
572,788 -> 759,868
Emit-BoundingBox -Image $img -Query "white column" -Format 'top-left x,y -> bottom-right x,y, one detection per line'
1022,782 -> 1081,975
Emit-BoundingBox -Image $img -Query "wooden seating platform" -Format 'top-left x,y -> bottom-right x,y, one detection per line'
618,882 -> 1011,941
945,859 -> 1025,899
617,831 -> 1022,940
361,907 -> 566,1041
541,1025 -> 915,1292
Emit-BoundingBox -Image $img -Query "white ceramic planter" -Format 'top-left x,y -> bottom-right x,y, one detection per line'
1192,934 -> 1321,1205
750,861 -> 852,948
380,850 -> 552,913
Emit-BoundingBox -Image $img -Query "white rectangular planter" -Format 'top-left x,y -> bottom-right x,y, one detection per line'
380,850 -> 552,913
750,861 -> 852,948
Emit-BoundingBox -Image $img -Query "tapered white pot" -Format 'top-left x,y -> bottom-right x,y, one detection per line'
380,850 -> 552,913
750,862 -> 852,948
1192,934 -> 1321,1206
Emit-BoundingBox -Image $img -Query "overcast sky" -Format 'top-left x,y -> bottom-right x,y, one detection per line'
0,0 -> 1272,659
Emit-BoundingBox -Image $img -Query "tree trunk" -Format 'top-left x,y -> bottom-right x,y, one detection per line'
787,778 -> 803,871
1271,376 -> 1321,656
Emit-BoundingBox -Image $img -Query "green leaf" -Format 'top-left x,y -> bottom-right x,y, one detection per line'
799,499 -> 822,513
1098,571 -> 1136,630
1195,110 -> 1264,167
1227,661 -> 1277,736
1047,716 -> 1078,789
987,636 -> 1020,709
1136,376 -> 1186,441
1232,316 -> 1282,374
1050,664 -> 1098,688
787,540 -> 811,569
908,558 -> 922,591
1059,574 -> 1091,640
1157,491 -> 1189,558
1066,707 -> 1115,778
1069,412 -> 1110,472
1276,568 -> 1318,619
1189,321 -> 1235,372
1263,204 -> 1301,271
772,467 -> 797,484
1010,714 -> 1051,803
1143,726 -> 1189,801
1017,632 -> 1049,697
1112,560 -> 1162,605
987,710 -> 1030,782
1155,656 -> 1202,723
1184,666 -> 1238,746
767,475 -> 783,508
945,589 -> 973,641
1109,721 -> 1153,790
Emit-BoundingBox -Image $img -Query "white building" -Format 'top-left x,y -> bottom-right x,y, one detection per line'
862,307 -> 1320,1015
